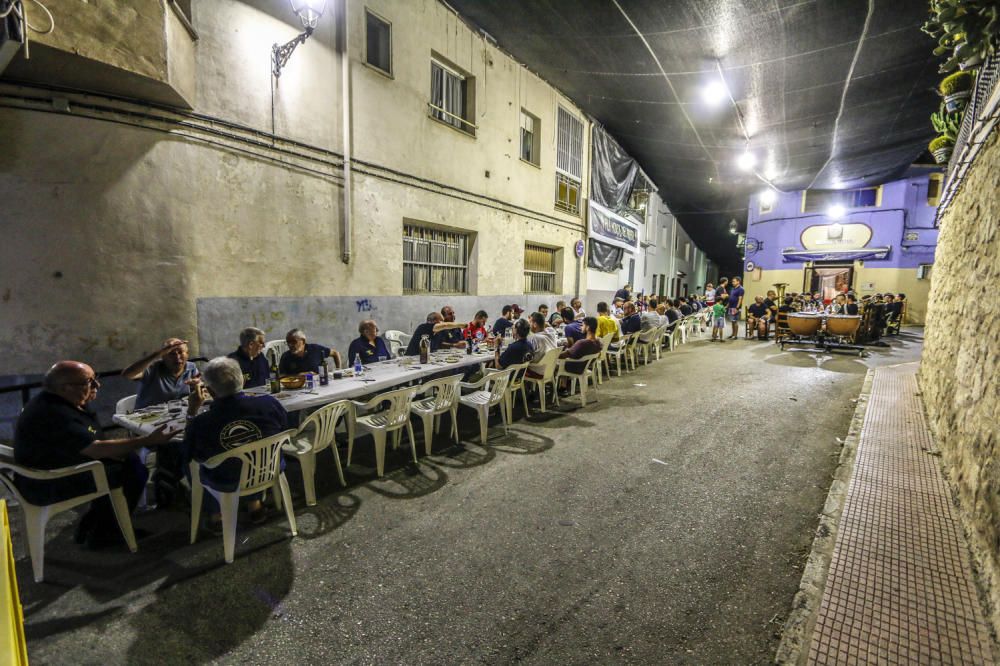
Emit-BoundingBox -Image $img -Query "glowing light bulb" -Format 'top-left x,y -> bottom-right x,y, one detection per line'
737,150 -> 757,171
701,80 -> 728,106
827,204 -> 846,219
759,189 -> 776,207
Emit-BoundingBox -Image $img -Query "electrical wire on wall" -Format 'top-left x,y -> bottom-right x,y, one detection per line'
1,0 -> 55,60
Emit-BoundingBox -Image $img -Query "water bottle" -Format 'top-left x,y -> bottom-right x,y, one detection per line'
305,372 -> 315,389
353,353 -> 363,376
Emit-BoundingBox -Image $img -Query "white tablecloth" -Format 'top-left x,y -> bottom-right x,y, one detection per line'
112,350 -> 491,437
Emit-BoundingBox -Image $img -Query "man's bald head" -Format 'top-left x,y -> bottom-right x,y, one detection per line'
43,361 -> 91,390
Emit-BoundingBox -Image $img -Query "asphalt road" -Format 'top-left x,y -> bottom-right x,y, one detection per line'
16,330 -> 924,664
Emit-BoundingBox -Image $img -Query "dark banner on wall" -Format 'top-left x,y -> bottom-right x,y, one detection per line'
588,238 -> 625,273
589,202 -> 639,250
590,124 -> 639,212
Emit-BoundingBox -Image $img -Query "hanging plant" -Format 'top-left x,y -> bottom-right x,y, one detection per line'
922,0 -> 1000,73
931,105 -> 964,141
939,70 -> 977,111
929,135 -> 955,164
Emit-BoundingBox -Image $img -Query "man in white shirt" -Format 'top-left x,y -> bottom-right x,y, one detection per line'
526,312 -> 559,378
704,283 -> 716,305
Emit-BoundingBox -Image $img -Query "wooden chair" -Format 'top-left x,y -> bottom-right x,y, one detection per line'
774,312 -> 791,343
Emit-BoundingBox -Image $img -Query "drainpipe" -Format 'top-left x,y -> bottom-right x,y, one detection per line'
340,0 -> 352,264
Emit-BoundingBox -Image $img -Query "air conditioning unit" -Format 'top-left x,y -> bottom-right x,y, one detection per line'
0,1 -> 24,76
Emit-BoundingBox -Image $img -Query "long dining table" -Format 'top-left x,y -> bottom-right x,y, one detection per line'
112,348 -> 493,437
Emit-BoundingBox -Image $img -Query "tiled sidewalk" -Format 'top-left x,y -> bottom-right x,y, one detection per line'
807,363 -> 995,664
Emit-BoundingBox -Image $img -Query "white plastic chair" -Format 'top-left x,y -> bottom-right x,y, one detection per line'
115,394 -> 156,509
503,361 -> 532,420
350,386 -> 418,477
555,352 -> 601,407
605,333 -> 632,377
459,368 -> 513,445
383,330 -> 408,358
263,340 -> 289,368
670,323 -> 684,350
0,444 -> 138,582
409,375 -> 462,455
624,332 -> 642,371
283,400 -> 353,506
637,326 -> 660,365
115,394 -> 137,415
523,347 -> 561,413
595,332 -> 616,384
189,430 -> 297,564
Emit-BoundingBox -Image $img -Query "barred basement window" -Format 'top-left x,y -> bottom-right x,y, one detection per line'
403,225 -> 469,294
524,244 -> 557,293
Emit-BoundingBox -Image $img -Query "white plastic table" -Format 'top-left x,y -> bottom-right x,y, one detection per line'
112,350 -> 492,437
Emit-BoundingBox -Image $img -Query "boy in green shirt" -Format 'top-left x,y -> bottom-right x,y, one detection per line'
712,301 -> 726,341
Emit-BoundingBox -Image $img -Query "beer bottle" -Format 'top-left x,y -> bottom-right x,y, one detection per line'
419,334 -> 430,364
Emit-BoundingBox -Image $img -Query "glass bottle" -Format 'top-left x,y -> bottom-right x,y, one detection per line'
419,334 -> 430,364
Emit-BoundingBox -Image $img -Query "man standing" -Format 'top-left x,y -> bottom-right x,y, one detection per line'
14,361 -> 177,548
228,327 -> 269,388
614,284 -> 631,301
122,337 -> 200,409
727,277 -> 745,340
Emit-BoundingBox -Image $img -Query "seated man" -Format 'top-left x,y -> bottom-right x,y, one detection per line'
595,302 -> 620,342
678,297 -> 693,316
561,307 -> 584,343
549,301 -> 567,327
845,293 -> 860,315
537,304 -> 550,324
640,300 -> 661,333
663,300 -> 681,325
558,316 -> 602,392
279,328 -> 342,375
611,297 -> 625,318
347,319 -> 391,365
746,296 -> 770,339
526,312 -> 560,378
405,312 -> 464,355
464,310 -> 490,344
829,293 -> 848,314
492,305 -> 515,337
570,297 -> 587,321
228,327 -> 269,388
436,306 -> 468,350
494,319 -> 533,369
14,361 -> 176,549
656,303 -> 669,327
183,357 -> 288,533
778,296 -> 795,314
620,302 -> 642,334
122,337 -> 200,409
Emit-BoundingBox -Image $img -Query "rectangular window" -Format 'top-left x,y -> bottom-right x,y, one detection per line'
403,224 -> 469,294
556,106 -> 583,178
927,173 -> 943,206
430,59 -> 475,136
520,109 -> 540,166
684,242 -> 691,262
524,243 -> 557,293
759,196 -> 774,214
365,10 -> 392,75
554,173 -> 581,215
802,186 -> 881,213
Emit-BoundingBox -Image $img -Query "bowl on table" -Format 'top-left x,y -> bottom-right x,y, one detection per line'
280,376 -> 306,390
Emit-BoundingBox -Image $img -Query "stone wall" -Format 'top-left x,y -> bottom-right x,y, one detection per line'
920,128 -> 1000,632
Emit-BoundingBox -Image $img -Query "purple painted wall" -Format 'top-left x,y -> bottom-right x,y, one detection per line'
744,168 -> 940,270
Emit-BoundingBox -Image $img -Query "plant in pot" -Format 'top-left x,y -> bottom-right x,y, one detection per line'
929,135 -> 954,165
931,104 -> 964,140
922,0 -> 1000,73
939,70 -> 976,112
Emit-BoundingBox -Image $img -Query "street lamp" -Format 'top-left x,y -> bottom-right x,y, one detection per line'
272,0 -> 328,78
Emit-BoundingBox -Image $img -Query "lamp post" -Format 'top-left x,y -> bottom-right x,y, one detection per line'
272,0 -> 328,78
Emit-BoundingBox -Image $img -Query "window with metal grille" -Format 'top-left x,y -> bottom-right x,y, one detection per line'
520,109 -> 540,166
802,186 -> 881,213
927,174 -> 943,206
554,172 -> 580,215
524,243 -> 557,293
403,224 -> 469,294
365,10 -> 392,76
430,59 -> 475,135
556,107 -> 583,178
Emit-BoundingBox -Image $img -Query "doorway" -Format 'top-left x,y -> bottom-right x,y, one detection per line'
804,264 -> 854,302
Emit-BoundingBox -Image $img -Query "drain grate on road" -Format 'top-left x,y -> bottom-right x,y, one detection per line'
807,363 -> 994,665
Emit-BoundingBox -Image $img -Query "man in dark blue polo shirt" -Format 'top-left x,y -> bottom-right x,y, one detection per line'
495,319 -> 533,368
183,357 -> 288,531
404,312 -> 465,356
347,319 -> 392,365
279,328 -> 342,374
436,305 -> 467,349
14,361 -> 176,548
228,326 -> 270,387
492,305 -> 515,337
620,302 -> 642,334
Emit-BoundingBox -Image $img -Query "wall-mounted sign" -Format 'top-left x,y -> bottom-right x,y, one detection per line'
904,231 -> 919,241
745,260 -> 756,272
800,222 -> 873,251
744,237 -> 759,254
575,239 -> 585,257
588,200 -> 639,251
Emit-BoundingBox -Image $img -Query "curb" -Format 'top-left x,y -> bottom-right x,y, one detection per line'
774,368 -> 875,665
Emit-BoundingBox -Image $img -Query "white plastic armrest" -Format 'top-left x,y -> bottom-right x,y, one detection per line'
3,459 -> 111,494
459,374 -> 492,390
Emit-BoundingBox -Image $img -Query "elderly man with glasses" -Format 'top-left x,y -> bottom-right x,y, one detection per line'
278,328 -> 342,375
227,326 -> 270,388
13,361 -> 177,549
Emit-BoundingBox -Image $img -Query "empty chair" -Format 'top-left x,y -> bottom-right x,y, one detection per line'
0,444 -> 138,582
523,347 -> 561,413
503,361 -> 531,420
383,330 -> 408,359
459,368 -> 513,445
263,340 -> 288,368
283,400 -> 353,506
189,430 -> 298,564
115,394 -> 137,415
555,352 -> 601,407
115,393 -> 156,510
409,374 -> 462,455
349,385 -> 418,477
605,333 -> 632,377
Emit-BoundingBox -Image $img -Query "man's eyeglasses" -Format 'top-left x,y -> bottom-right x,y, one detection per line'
63,377 -> 100,388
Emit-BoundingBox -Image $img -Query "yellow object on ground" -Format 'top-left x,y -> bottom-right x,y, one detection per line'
0,500 -> 28,665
